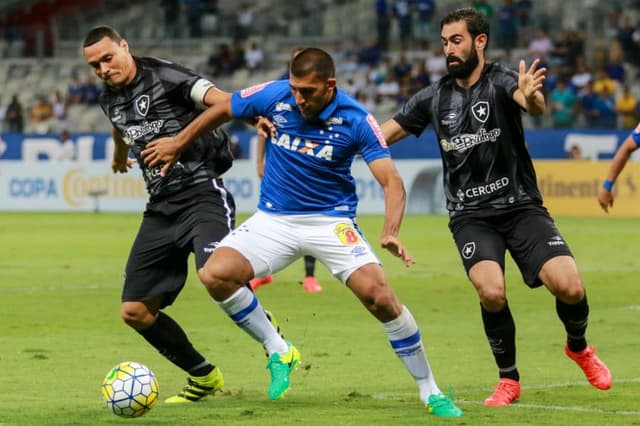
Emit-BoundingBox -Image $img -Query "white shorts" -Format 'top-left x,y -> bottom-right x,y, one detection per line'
218,210 -> 381,283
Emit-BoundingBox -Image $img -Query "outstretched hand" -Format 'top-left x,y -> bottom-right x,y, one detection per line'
380,235 -> 415,267
141,137 -> 183,177
518,58 -> 546,99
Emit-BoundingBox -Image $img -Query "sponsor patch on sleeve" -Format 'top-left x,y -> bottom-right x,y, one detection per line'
366,114 -> 388,148
240,81 -> 273,98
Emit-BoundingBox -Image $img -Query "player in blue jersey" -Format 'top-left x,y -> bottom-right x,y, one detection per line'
250,127 -> 323,293
250,47 -> 324,293
598,122 -> 640,212
141,47 -> 463,417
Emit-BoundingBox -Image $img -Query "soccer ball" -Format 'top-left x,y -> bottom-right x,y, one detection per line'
101,361 -> 159,418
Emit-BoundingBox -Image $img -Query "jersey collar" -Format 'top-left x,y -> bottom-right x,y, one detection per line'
313,88 -> 340,122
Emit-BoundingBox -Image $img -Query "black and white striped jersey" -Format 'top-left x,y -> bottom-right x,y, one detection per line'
393,62 -> 542,216
99,56 -> 232,200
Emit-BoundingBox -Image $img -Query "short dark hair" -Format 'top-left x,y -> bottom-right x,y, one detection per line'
441,8 -> 490,43
83,25 -> 123,48
289,47 -> 335,80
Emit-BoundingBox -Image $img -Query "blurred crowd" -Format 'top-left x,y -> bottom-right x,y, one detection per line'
2,0 -> 640,138
0,73 -> 100,135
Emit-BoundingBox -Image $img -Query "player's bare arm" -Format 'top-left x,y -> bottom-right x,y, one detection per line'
368,157 -> 415,266
142,96 -> 233,176
598,135 -> 639,212
381,119 -> 411,146
514,59 -> 546,116
205,83 -> 274,140
255,134 -> 266,179
111,128 -> 134,173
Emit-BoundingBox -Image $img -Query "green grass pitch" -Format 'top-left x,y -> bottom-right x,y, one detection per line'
0,212 -> 638,425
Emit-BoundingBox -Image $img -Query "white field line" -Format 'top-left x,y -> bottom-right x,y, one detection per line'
373,377 -> 640,416
457,399 -> 640,416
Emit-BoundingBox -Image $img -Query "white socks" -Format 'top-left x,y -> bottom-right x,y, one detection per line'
383,305 -> 441,403
216,286 -> 288,355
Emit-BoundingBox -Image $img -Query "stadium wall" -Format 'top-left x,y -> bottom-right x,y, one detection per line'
1,130 -> 639,216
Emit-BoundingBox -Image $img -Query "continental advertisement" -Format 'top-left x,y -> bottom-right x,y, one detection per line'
1,160 -> 637,216
535,160 -> 640,217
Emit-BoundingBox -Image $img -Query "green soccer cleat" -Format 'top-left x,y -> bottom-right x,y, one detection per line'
266,341 -> 300,400
426,392 -> 463,417
165,367 -> 224,403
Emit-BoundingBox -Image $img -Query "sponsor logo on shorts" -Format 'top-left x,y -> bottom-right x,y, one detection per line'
462,241 -> 476,259
203,241 -> 219,253
334,223 -> 361,246
351,246 -> 367,257
547,235 -> 566,246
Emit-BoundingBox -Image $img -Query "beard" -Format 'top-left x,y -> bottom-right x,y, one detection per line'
446,47 -> 480,79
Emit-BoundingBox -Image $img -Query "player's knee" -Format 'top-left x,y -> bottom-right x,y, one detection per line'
477,285 -> 506,310
120,302 -> 152,329
367,287 -> 402,320
197,264 -> 224,289
553,275 -> 584,303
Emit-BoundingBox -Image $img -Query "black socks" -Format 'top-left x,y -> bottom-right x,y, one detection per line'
556,293 -> 589,352
138,311 -> 214,376
481,302 -> 519,381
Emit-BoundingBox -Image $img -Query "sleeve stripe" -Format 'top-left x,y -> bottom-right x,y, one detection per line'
366,114 -> 388,148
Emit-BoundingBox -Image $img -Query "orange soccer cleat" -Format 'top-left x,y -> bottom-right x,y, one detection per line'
249,275 -> 273,291
302,276 -> 323,293
565,344 -> 612,390
484,378 -> 521,406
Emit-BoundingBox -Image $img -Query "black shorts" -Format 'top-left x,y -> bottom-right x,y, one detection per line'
448,205 -> 573,288
122,179 -> 236,307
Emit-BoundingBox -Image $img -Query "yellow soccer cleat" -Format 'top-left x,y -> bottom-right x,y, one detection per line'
165,367 -> 224,403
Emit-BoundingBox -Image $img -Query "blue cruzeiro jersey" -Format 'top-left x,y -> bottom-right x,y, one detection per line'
231,79 -> 390,217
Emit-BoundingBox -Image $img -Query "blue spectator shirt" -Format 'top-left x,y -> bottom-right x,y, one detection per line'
230,79 -> 390,217
631,124 -> 640,147
415,0 -> 436,21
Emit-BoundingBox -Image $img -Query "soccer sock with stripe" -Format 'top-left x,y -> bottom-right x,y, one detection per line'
383,305 -> 441,403
138,311 -> 214,377
481,302 -> 519,381
556,293 -> 589,352
216,286 -> 288,355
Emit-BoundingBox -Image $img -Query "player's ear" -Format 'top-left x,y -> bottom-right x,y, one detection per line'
120,39 -> 129,52
475,34 -> 487,51
327,78 -> 337,89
